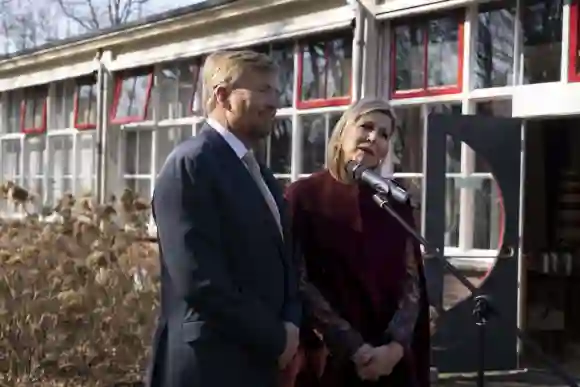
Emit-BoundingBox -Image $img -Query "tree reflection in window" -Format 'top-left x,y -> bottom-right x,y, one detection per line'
475,1 -> 516,88
521,0 -> 563,84
158,60 -> 202,120
299,32 -> 352,107
22,86 -> 48,133
112,69 -> 153,123
393,12 -> 462,97
392,106 -> 423,173
75,80 -> 97,129
249,43 -> 294,108
301,113 -> 341,173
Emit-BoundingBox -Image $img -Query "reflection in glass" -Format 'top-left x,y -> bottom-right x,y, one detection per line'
395,177 -> 423,227
48,136 -> 73,204
1,139 -> 21,177
445,177 -> 460,247
52,82 -> 76,129
394,23 -> 424,90
522,0 -> 562,84
473,178 -> 503,250
25,136 -> 45,177
23,87 -> 47,130
475,1 -> 516,88
301,113 -> 341,173
76,82 -> 97,127
427,16 -> 460,87
156,126 -> 192,172
300,33 -> 352,101
114,71 -> 152,121
393,106 -> 423,173
78,133 -> 95,195
271,43 -> 294,107
124,130 -> 152,175
6,92 -> 21,133
258,118 -> 292,175
394,13 -> 460,91
158,61 -> 201,120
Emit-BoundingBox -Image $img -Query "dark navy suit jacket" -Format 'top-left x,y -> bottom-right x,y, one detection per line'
146,123 -> 301,387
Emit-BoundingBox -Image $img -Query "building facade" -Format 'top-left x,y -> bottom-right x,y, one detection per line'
1,0 -> 579,374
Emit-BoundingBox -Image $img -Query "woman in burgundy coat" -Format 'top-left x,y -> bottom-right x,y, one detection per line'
284,98 -> 432,387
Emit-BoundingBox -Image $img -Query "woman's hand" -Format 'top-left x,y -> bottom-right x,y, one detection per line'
356,342 -> 404,381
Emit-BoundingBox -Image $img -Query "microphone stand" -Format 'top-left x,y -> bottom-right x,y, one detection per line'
371,192 -> 579,387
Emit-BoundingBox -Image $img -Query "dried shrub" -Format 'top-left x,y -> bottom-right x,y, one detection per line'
0,185 -> 160,387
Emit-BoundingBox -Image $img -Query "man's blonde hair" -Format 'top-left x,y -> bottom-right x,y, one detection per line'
327,98 -> 397,183
201,50 -> 278,115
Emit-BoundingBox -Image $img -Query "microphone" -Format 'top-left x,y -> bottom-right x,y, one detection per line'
345,160 -> 411,205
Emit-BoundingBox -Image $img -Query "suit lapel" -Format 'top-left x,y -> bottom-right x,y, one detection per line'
204,125 -> 284,247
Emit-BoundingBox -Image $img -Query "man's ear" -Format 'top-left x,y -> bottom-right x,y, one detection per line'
214,85 -> 230,109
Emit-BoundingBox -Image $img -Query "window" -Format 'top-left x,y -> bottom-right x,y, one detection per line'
297,32 -> 353,108
74,78 -> 98,129
255,118 -> 293,185
474,1 -> 516,88
157,59 -> 202,120
300,112 -> 341,174
391,11 -> 464,98
521,0 -> 562,84
77,133 -> 96,195
47,136 -> 73,204
110,68 -> 154,124
52,81 -> 76,129
5,91 -> 22,134
569,0 -> 580,81
123,129 -> 152,199
21,86 -> 48,134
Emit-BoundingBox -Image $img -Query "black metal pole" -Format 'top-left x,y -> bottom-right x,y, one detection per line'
473,295 -> 490,387
371,193 -> 579,387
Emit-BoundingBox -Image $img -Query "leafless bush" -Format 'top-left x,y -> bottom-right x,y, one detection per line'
0,183 -> 159,387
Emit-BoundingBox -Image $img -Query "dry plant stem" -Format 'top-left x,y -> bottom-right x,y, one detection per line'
0,185 -> 159,387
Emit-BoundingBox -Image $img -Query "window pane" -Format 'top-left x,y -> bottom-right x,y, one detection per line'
326,35 -> 352,98
52,82 -> 75,129
76,83 -> 97,127
393,106 -> 423,173
125,178 -> 151,201
48,136 -> 73,204
25,135 -> 44,177
78,133 -> 96,195
124,130 -> 152,175
472,178 -> 503,250
445,176 -> 460,247
301,113 -> 341,174
156,126 -> 192,172
269,118 -> 292,174
475,1 -> 516,88
394,22 -> 425,90
23,87 -> 47,130
301,41 -> 326,101
114,71 -> 152,121
158,61 -> 200,120
427,15 -> 460,87
522,0 -> 563,84
1,139 -> 21,178
395,177 -> 423,228
6,92 -> 21,133
271,43 -> 294,107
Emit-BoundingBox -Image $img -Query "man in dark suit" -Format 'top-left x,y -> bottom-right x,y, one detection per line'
147,50 -> 301,387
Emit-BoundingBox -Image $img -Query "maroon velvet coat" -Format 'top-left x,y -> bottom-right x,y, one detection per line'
285,171 -> 431,387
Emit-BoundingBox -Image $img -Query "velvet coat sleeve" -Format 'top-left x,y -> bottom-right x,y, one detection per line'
153,151 -> 286,360
285,183 -> 365,359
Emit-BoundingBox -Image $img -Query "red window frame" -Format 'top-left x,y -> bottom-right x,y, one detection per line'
390,10 -> 465,99
110,68 -> 154,124
20,86 -> 48,134
73,77 -> 98,130
296,33 -> 353,109
569,0 -> 580,82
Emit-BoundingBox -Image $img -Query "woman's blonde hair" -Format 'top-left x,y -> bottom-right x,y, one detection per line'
327,97 -> 397,183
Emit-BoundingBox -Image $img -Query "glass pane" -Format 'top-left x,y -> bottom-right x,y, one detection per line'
301,113 -> 341,174
301,41 -> 326,100
124,130 -> 152,175
78,133 -> 95,195
76,83 -> 97,127
23,87 -> 47,130
6,92 -> 21,133
395,177 -> 423,227
475,1 -> 516,88
25,135 -> 45,177
445,177 -> 460,248
271,43 -> 294,107
1,139 -> 21,177
427,15 -> 460,87
394,23 -> 425,90
50,136 -> 73,176
269,118 -> 292,174
474,100 -> 513,173
114,72 -> 152,120
158,60 -> 200,120
393,106 -> 423,173
522,0 -> 563,84
156,126 -> 192,172
473,178 -> 503,250
326,35 -> 352,98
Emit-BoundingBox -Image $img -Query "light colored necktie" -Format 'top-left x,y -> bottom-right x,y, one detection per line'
243,152 -> 283,236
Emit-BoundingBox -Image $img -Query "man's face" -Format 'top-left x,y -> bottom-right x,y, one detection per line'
225,68 -> 280,142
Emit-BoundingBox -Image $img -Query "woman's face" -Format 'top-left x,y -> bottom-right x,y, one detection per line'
341,111 -> 393,169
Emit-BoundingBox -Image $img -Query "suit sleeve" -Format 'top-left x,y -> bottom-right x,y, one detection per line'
285,183 -> 365,359
153,154 -> 286,360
